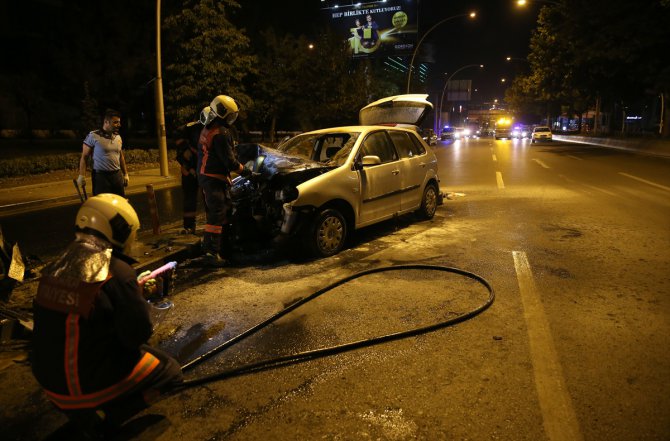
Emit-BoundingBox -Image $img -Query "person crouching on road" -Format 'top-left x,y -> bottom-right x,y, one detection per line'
175,106 -> 209,234
31,194 -> 183,437
197,95 -> 251,267
77,108 -> 130,197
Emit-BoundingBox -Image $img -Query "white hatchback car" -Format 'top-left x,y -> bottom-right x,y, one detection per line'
531,126 -> 553,143
232,94 -> 442,257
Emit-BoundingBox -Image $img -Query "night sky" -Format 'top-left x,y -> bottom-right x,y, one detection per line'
239,0 -> 539,102
0,0 -> 540,119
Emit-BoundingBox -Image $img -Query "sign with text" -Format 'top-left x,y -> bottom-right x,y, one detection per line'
325,1 -> 418,58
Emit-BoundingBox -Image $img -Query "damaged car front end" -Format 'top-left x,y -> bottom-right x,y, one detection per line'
228,94 -> 441,258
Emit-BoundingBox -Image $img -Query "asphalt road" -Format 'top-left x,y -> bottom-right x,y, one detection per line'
3,136 -> 669,440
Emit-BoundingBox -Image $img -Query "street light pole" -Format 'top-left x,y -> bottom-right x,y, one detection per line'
406,11 -> 477,94
155,0 -> 169,177
438,64 -> 483,131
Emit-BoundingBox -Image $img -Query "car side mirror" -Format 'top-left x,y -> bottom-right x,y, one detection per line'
361,155 -> 381,166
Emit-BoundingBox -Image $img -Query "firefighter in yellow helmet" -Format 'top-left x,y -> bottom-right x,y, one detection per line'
175,106 -> 210,234
31,194 -> 183,437
197,95 -> 250,266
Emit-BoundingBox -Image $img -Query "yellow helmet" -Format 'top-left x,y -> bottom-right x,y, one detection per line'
209,95 -> 239,125
75,193 -> 140,253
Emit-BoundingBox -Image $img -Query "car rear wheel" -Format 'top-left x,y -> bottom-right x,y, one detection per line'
308,208 -> 347,257
417,183 -> 438,220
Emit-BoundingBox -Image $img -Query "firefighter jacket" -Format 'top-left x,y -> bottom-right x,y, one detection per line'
31,235 -> 159,410
197,120 -> 241,183
176,121 -> 201,177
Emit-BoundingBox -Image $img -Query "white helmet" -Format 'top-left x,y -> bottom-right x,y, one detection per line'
75,193 -> 140,253
199,106 -> 212,125
209,95 -> 239,125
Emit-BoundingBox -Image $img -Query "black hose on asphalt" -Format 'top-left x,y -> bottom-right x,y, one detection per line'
175,264 -> 495,391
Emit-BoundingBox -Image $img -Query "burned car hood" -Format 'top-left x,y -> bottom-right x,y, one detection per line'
236,143 -> 334,183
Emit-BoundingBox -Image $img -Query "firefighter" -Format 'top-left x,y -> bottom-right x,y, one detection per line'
175,106 -> 209,234
197,95 -> 250,266
31,193 -> 183,436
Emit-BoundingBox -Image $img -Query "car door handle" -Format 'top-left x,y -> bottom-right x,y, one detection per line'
392,169 -> 400,175
419,162 -> 427,167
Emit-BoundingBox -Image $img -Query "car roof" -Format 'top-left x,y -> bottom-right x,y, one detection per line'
299,125 -> 422,135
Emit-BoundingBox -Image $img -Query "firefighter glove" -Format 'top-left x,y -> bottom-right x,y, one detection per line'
76,174 -> 86,187
239,166 -> 253,178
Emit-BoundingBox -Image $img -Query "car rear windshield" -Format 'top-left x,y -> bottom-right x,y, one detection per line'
278,132 -> 360,166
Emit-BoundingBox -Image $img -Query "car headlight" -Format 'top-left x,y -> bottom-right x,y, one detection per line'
276,187 -> 299,202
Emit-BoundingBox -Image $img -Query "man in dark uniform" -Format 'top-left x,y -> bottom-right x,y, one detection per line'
77,109 -> 129,197
175,106 -> 209,234
197,95 -> 250,266
31,194 -> 183,437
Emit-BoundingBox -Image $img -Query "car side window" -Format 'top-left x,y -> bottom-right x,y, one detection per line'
388,131 -> 418,158
360,131 -> 398,163
409,133 -> 426,155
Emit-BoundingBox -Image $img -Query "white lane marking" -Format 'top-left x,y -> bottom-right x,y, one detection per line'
492,154 -> 498,162
567,155 -> 582,161
619,172 -> 670,192
532,158 -> 550,169
512,251 -> 583,441
557,174 -> 617,196
496,171 -> 505,189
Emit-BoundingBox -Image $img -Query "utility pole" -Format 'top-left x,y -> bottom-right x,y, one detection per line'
155,0 -> 169,177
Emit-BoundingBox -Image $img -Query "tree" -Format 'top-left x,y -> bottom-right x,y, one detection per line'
506,0 -> 670,135
163,0 -> 257,127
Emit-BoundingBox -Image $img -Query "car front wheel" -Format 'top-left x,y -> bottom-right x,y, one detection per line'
417,183 -> 438,220
308,208 -> 347,257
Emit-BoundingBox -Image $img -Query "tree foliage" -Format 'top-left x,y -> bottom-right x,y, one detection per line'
163,0 -> 257,126
248,29 -> 401,136
506,0 -> 670,134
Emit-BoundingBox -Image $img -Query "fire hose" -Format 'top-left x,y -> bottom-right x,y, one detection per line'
174,264 -> 495,391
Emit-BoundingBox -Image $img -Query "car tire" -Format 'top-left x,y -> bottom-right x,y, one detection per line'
308,208 -> 347,257
417,183 -> 438,220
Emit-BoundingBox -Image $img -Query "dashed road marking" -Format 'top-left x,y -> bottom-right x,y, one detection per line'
567,155 -> 582,161
619,172 -> 670,192
512,251 -> 583,441
492,154 -> 498,162
532,158 -> 550,169
496,171 -> 505,189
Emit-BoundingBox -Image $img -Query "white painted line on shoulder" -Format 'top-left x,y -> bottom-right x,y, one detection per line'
567,155 -> 582,161
532,158 -> 550,169
496,171 -> 505,189
512,251 -> 583,441
619,172 -> 670,192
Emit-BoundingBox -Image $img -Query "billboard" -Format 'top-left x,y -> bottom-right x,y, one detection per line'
325,1 -> 418,58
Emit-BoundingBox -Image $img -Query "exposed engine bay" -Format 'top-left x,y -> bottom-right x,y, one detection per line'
228,143 -> 333,249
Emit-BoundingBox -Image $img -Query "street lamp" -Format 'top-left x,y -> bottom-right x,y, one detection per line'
406,11 -> 477,93
155,0 -> 169,177
438,64 -> 483,131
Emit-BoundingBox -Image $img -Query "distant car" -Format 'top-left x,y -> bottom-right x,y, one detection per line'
231,94 -> 442,257
440,127 -> 455,140
531,126 -> 552,143
511,126 -> 530,139
422,128 -> 438,146
453,127 -> 474,139
494,127 -> 512,140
